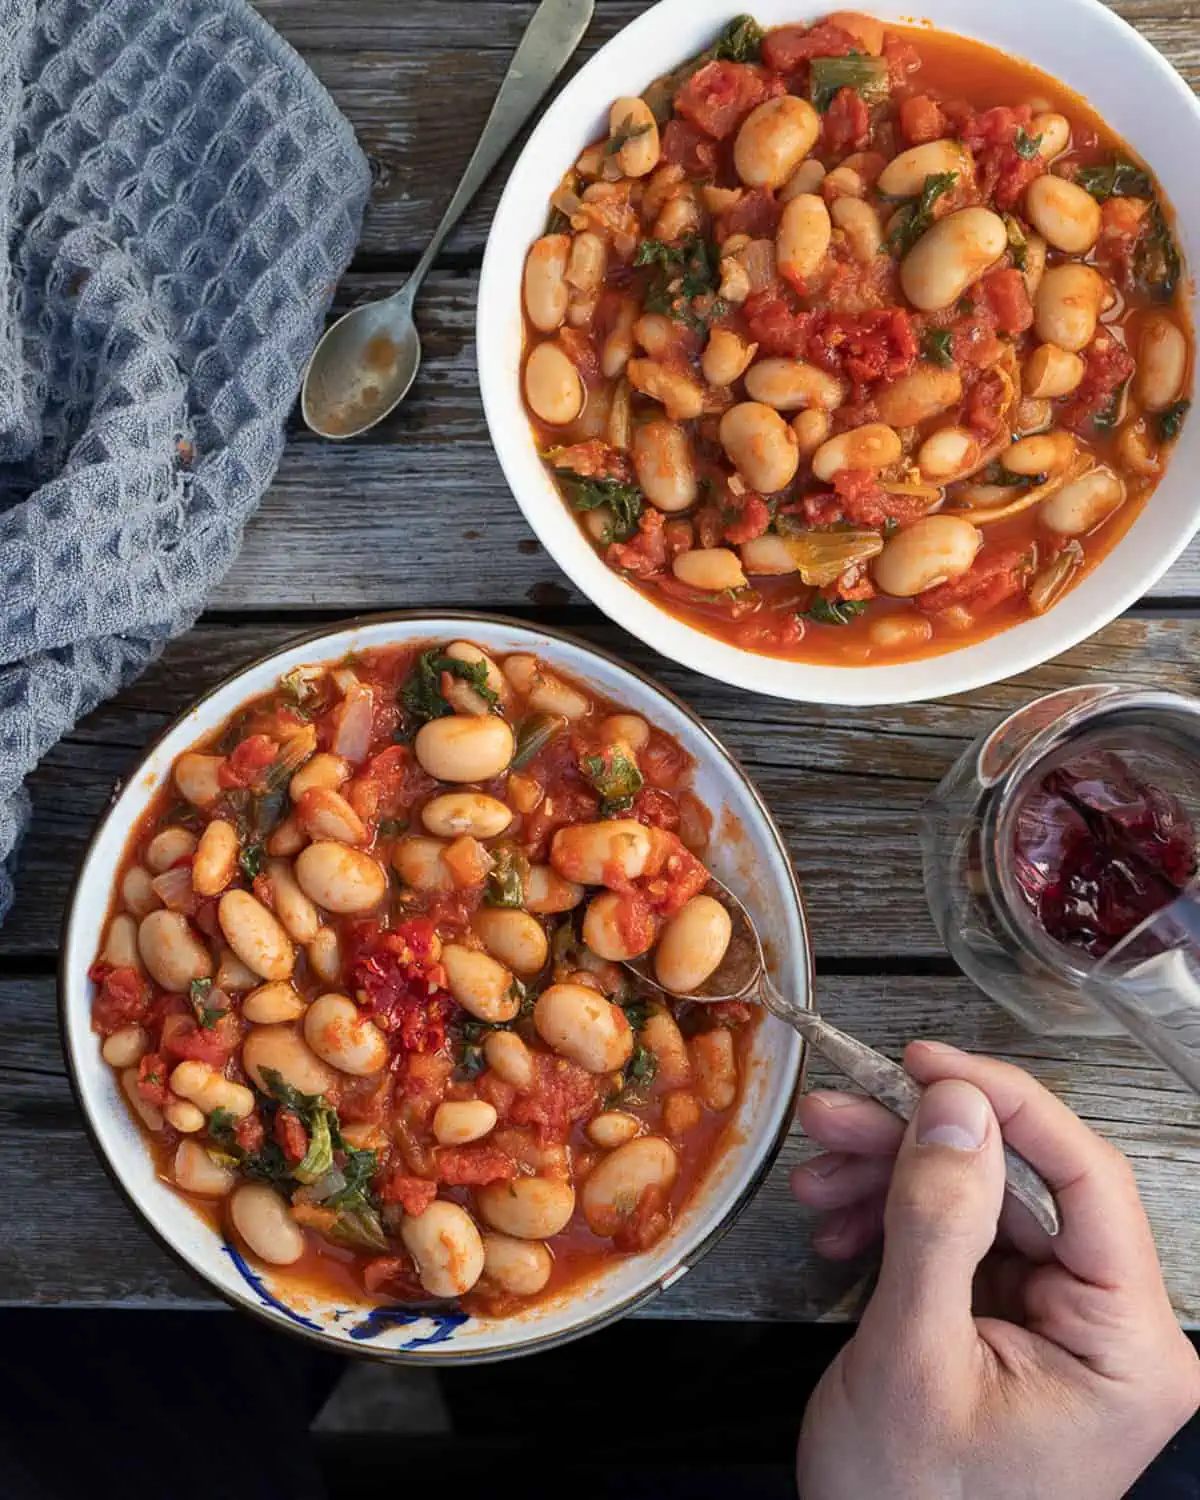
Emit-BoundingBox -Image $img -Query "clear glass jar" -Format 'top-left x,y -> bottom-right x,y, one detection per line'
921,685 -> 1200,1036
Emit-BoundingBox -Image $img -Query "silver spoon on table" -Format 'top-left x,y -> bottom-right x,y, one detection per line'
622,879 -> 1061,1237
301,0 -> 594,439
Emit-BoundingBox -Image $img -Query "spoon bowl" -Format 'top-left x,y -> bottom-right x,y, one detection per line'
301,296 -> 421,440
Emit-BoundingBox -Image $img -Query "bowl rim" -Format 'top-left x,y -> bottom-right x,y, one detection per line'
477,0 -> 1200,706
58,608 -> 812,1364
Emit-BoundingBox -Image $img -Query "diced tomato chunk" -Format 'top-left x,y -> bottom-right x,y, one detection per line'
660,118 -> 718,176
1059,332 -> 1136,434
882,31 -> 922,85
807,308 -> 919,396
235,1113 -> 265,1154
613,1182 -> 672,1252
742,287 -> 811,358
823,87 -> 871,154
274,1109 -> 308,1165
917,547 -> 1030,616
674,60 -> 781,140
762,21 -> 857,71
641,831 -> 709,917
89,963 -> 151,1036
363,1255 -> 426,1298
378,1170 -> 439,1214
476,1070 -> 517,1119
136,1053 -> 169,1109
899,94 -> 946,145
980,268 -> 1034,335
347,744 -> 435,824
720,188 -> 781,242
217,734 -> 278,790
721,488 -> 771,544
510,1054 -> 598,1142
550,440 -> 631,483
631,787 -> 681,832
348,920 -> 452,1054
435,1145 -> 518,1186
961,367 -> 1009,440
607,508 -> 667,577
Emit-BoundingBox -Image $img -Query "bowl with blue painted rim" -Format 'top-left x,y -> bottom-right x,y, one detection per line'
60,612 -> 810,1362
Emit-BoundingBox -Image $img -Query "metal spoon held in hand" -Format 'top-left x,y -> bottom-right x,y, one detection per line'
301,0 -> 594,439
622,879 -> 1061,1237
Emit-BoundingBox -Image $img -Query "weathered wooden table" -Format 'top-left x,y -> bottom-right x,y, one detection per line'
3,0 -> 1199,1320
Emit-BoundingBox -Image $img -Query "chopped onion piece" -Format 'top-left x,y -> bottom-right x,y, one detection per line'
151,865 -> 195,913
332,684 -> 374,764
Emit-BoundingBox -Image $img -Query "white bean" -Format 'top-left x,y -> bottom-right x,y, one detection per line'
671,548 -> 747,592
296,787 -> 368,846
174,753 -> 225,807
442,944 -> 518,1023
191,819 -> 239,896
289,752 -> 350,803
264,858 -> 321,944
776,193 -> 831,285
740,534 -> 798,576
1031,112 -> 1070,158
918,426 -> 980,483
868,614 -> 935,652
601,296 -> 639,380
122,1066 -> 164,1131
101,912 -> 143,971
734,96 -> 820,189
137,910 -> 212,992
1034,264 -> 1108,352
874,515 -> 982,597
421,792 -> 513,840
393,835 -> 454,893
719,402 -> 800,492
307,927 -> 342,985
174,1139 -> 236,1197
1040,466 -> 1125,535
471,907 -> 549,976
877,140 -> 973,197
170,1060 -> 255,1119
1136,314 -> 1187,412
218,889 -> 294,982
582,890 -> 655,962
231,1184 -> 305,1266
295,841 -> 387,913
627,357 -> 705,421
523,235 -> 570,332
443,641 -> 508,716
1022,232 -> 1048,298
550,819 -> 654,885
525,341 -> 585,426
811,423 -> 902,481
633,419 -> 698,513
482,1233 -> 553,1296
476,1177 -> 576,1239
1002,430 -> 1076,476
831,196 -> 882,263
1024,174 -> 1101,254
608,96 -> 660,178
874,364 -> 963,427
266,814 -> 307,858
243,1024 -> 337,1097
483,1030 -> 535,1091
524,863 -> 585,915
792,408 -> 831,456
599,714 -> 650,753
414,713 -> 515,782
534,983 -> 633,1073
102,1024 -> 148,1068
587,1111 -> 642,1149
701,328 -> 757,387
146,826 -> 198,873
743,358 -> 845,412
691,1029 -> 738,1110
122,865 -> 161,918
1024,343 -> 1085,399
581,1136 -> 678,1238
566,231 -> 606,295
502,654 -> 592,719
654,895 -> 732,994
165,1098 -> 206,1134
433,1100 -> 498,1146
642,1009 -> 691,1088
242,980 -> 307,1024
900,207 -> 1007,312
780,157 -> 825,201
304,992 -> 388,1075
216,944 -> 260,993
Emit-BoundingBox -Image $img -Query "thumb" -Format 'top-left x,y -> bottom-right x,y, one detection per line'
857,1079 -> 1005,1368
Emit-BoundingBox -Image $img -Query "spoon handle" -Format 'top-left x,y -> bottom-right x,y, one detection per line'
401,0 -> 594,300
761,977 -> 1061,1237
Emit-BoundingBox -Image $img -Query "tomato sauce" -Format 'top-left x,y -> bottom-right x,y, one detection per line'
522,13 -> 1193,666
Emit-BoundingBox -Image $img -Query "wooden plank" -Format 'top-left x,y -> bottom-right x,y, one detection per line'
5,974 -> 1196,1317
248,0 -> 1200,259
4,613 -> 1200,959
223,269 -> 1200,611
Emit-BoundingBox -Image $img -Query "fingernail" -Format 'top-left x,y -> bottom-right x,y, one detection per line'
916,1079 -> 990,1151
809,1090 -> 859,1109
800,1152 -> 847,1181
813,1207 -> 853,1247
913,1040 -> 959,1055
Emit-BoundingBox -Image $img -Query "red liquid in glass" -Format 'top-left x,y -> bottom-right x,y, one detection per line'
1011,751 -> 1197,957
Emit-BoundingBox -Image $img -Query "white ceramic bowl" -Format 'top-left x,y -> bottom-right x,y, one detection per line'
61,614 -> 809,1362
478,0 -> 1200,706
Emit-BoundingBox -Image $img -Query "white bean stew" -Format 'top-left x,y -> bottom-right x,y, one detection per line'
89,641 -> 757,1314
522,12 -> 1192,664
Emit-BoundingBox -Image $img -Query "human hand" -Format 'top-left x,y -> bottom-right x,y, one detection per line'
792,1042 -> 1200,1500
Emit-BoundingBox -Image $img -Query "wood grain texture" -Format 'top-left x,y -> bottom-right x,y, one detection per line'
7,973 -> 1196,1317
249,0 -> 1200,257
223,271 -> 1200,611
6,613 -> 1200,959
